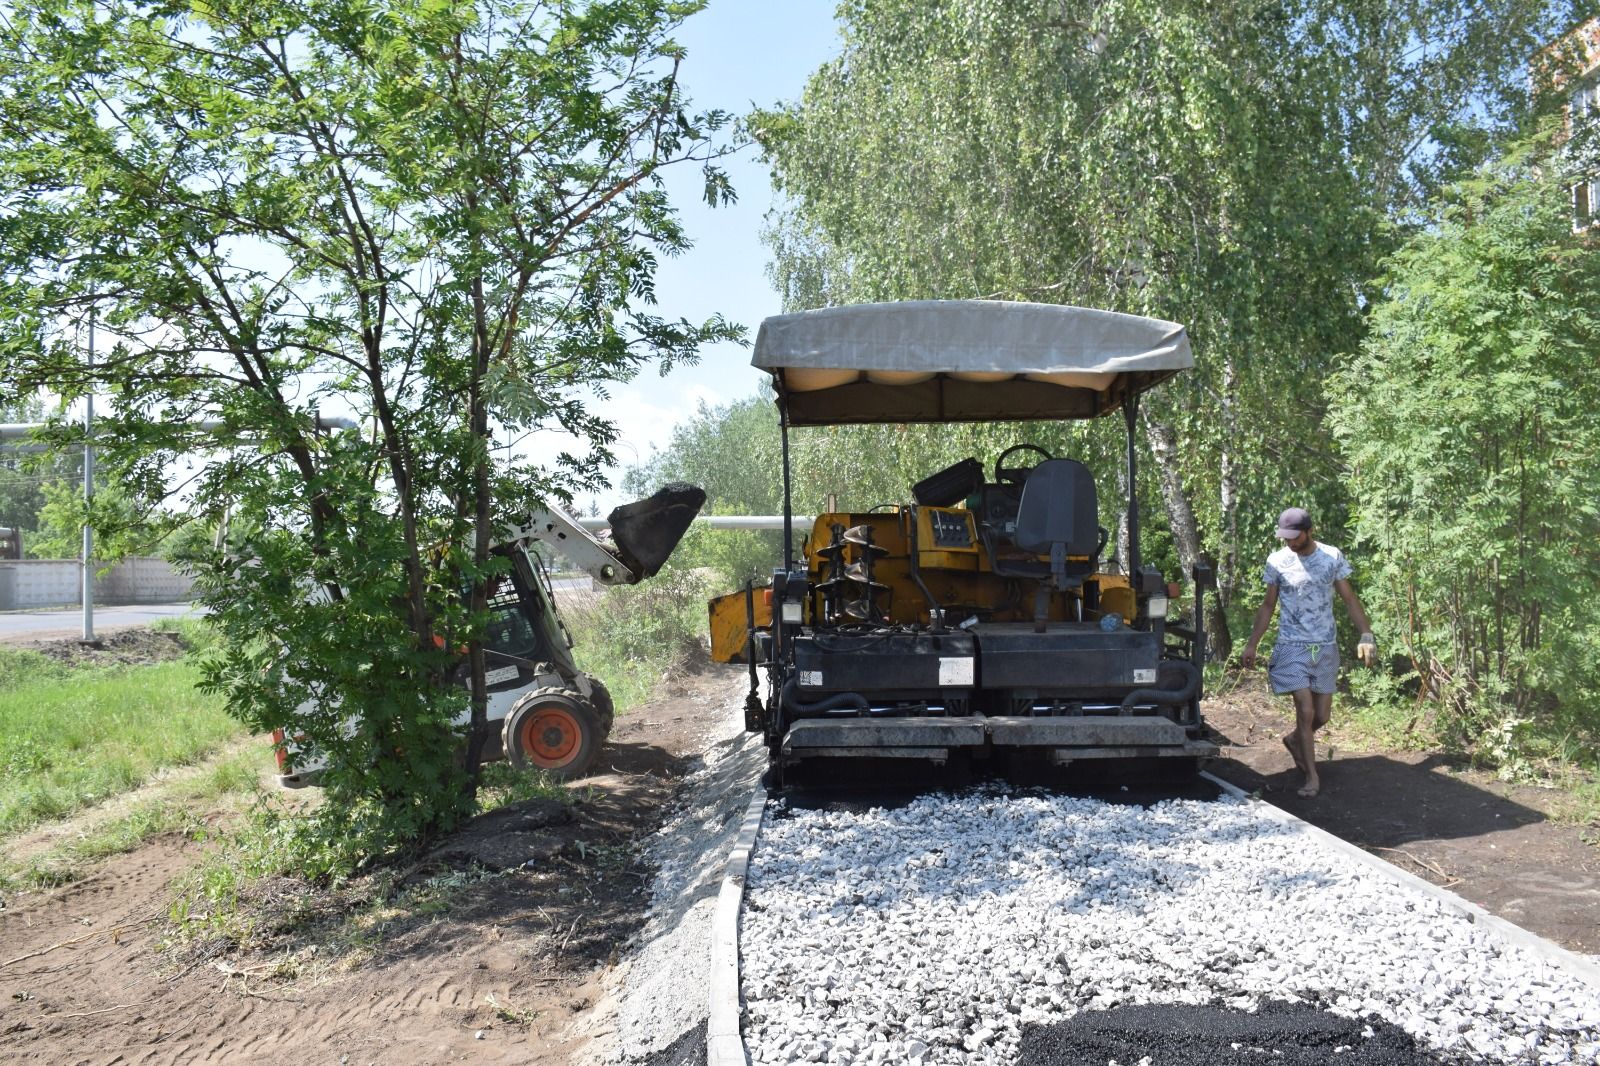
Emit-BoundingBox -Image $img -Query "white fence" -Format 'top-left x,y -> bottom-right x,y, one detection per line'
0,557 -> 193,610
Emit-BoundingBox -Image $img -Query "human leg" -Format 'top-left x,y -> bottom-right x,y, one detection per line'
1290,688 -> 1319,796
1312,690 -> 1333,731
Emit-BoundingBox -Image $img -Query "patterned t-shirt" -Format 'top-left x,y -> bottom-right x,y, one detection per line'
1264,543 -> 1352,645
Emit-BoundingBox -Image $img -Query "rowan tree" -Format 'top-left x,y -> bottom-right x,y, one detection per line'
0,0 -> 740,867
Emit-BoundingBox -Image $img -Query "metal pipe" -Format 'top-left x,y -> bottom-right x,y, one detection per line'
1119,659 -> 1200,712
903,505 -> 943,627
1,416 -> 358,449
781,677 -> 868,716
82,310 -> 95,643
572,514 -> 809,533
781,411 -> 794,570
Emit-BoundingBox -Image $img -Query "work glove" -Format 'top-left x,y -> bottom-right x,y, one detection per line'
1356,633 -> 1377,668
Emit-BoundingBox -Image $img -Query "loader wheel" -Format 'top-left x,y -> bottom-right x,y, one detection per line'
503,688 -> 601,778
587,677 -> 616,737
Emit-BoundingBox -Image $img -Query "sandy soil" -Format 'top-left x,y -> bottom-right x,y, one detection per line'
0,661 -> 1596,1065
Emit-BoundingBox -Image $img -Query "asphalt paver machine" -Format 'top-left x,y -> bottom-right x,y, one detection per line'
707,300 -> 1218,780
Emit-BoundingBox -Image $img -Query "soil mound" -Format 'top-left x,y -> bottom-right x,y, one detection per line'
23,626 -> 189,667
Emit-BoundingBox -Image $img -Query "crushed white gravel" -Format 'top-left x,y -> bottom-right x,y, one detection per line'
740,787 -> 1600,1066
601,679 -> 765,1063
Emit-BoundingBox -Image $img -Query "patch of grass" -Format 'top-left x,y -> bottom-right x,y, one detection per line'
150,615 -> 221,655
0,646 -> 72,691
0,659 -> 244,839
0,745 -> 273,893
477,762 -> 578,814
170,807 -> 502,972
5,802 -> 204,892
565,567 -> 711,712
486,991 -> 542,1026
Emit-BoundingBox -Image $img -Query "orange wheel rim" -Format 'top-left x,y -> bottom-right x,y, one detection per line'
521,706 -> 581,767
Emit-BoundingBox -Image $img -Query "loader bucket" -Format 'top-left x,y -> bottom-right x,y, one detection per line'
606,483 -> 707,580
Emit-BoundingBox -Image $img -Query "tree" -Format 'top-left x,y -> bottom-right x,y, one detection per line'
0,395 -> 79,554
0,0 -> 739,867
754,0 -> 1568,656
1328,123 -> 1600,756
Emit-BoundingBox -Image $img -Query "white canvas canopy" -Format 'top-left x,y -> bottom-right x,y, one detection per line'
752,300 -> 1192,425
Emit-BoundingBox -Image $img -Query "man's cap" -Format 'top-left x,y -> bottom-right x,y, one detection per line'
1276,507 -> 1312,539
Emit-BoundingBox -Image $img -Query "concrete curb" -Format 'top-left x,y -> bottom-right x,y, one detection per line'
707,783 -> 768,1066
1200,770 -> 1600,992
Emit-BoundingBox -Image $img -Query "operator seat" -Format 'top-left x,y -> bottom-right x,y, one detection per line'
996,459 -> 1100,630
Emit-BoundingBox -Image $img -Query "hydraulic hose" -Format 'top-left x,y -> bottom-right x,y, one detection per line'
782,677 -> 870,716
1120,659 -> 1201,711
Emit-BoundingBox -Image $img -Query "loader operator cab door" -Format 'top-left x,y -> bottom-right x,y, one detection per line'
483,545 -> 578,680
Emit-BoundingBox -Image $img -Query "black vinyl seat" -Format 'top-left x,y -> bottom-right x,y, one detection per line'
987,459 -> 1102,629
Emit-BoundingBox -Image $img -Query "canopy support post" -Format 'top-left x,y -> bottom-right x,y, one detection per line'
1123,394 -> 1140,578
780,405 -> 794,570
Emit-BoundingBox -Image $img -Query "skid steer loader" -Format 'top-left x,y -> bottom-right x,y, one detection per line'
707,301 -> 1217,781
275,484 -> 706,786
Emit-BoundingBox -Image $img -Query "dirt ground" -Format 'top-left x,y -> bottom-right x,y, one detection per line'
0,660 -> 1596,1066
1201,675 -> 1600,958
0,666 -> 740,1066
7,626 -> 191,667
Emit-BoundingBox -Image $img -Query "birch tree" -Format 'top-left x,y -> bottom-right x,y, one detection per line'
756,0 -> 1565,655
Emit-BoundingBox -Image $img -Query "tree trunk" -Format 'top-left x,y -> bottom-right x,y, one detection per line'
462,195 -> 492,794
1218,349 -> 1240,610
1114,459 -> 1131,575
1143,410 -> 1233,660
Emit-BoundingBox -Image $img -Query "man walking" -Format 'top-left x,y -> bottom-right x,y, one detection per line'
1241,507 -> 1376,797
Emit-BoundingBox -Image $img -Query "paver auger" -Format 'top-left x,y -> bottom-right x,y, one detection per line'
707,300 -> 1218,779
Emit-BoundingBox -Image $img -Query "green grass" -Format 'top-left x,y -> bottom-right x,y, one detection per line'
476,761 -> 582,813
149,614 -> 216,646
0,653 -> 245,839
0,745 -> 273,892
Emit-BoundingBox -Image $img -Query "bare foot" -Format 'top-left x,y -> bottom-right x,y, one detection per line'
1281,733 -> 1307,775
1297,781 -> 1320,798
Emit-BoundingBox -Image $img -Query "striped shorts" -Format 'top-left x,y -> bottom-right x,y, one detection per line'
1269,641 -> 1340,695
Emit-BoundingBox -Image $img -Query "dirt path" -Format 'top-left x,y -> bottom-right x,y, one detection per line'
1,665 -> 1595,1065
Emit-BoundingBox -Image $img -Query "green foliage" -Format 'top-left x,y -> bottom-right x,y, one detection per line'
626,391 -> 1146,576
0,744 -> 268,893
0,395 -> 78,552
755,0 -> 1565,618
567,567 -> 712,710
1329,124 -> 1600,770
666,518 -> 779,589
0,0 -> 739,869
476,762 -> 579,813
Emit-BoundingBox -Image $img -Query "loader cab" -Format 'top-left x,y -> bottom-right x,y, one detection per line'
482,544 -> 578,679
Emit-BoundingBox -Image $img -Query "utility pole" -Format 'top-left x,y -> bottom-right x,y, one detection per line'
81,306 -> 96,644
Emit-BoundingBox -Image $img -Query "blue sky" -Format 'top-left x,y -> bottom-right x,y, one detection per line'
542,0 -> 844,514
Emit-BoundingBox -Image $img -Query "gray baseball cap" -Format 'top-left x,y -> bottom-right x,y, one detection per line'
1275,507 -> 1312,539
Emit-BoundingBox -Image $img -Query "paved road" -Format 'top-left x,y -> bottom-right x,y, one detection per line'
0,603 -> 201,641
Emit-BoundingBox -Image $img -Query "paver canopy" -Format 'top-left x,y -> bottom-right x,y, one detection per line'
752,301 -> 1192,425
